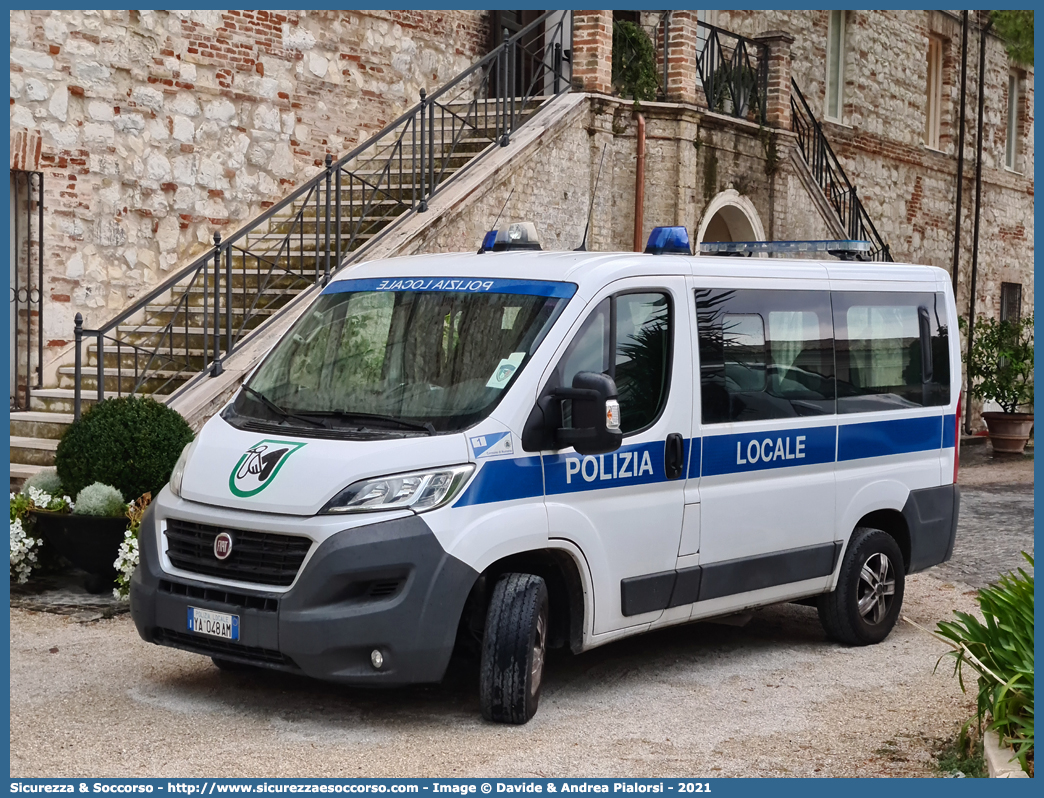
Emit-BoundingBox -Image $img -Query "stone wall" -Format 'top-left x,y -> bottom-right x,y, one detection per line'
400,94 -> 828,261
717,9 -> 1035,325
9,9 -> 489,356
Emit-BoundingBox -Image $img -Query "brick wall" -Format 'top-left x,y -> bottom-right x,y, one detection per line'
717,9 -> 1034,332
9,9 -> 489,354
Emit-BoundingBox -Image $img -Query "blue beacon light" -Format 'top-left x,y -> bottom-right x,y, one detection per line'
645,226 -> 692,255
477,229 -> 499,254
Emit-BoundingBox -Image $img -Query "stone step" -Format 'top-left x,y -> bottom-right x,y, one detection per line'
57,366 -> 192,394
29,389 -> 94,414
10,462 -> 47,491
10,411 -> 74,440
10,436 -> 59,467
28,388 -> 170,414
86,347 -> 222,372
110,302 -> 286,332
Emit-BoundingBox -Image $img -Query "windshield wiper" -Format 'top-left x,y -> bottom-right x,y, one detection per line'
310,410 -> 437,436
240,385 -> 326,428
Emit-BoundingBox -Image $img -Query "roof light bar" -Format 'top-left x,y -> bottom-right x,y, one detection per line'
645,226 -> 692,255
478,222 -> 543,253
699,239 -> 873,260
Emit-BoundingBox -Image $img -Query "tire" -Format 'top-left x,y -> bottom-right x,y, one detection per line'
479,573 -> 549,724
817,527 -> 905,646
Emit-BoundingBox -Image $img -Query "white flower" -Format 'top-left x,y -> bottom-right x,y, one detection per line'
113,531 -> 140,599
10,515 -> 42,584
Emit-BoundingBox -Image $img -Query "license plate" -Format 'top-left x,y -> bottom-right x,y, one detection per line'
187,607 -> 240,641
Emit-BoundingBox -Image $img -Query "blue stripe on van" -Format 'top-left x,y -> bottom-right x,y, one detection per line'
322,277 -> 577,298
701,425 -> 836,477
454,456 -> 544,506
544,439 -> 669,496
456,413 -> 953,505
837,415 -> 944,461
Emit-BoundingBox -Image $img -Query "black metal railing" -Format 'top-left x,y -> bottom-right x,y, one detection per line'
10,169 -> 44,412
72,11 -> 572,419
695,21 -> 768,124
790,79 -> 893,262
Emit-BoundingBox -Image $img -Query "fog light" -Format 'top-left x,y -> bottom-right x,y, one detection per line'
370,649 -> 384,669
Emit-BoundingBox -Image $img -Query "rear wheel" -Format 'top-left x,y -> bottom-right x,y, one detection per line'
479,573 -> 549,724
818,527 -> 905,645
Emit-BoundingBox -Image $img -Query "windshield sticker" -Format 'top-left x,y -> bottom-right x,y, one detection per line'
486,352 -> 526,390
322,278 -> 577,299
229,439 -> 307,498
470,431 -> 514,459
502,306 -> 521,330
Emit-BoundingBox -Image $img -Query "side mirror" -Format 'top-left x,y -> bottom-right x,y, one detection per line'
554,371 -> 623,455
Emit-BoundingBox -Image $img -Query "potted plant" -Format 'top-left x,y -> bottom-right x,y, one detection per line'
962,314 -> 1034,454
10,468 -> 70,585
24,396 -> 195,593
30,481 -> 130,593
934,553 -> 1034,776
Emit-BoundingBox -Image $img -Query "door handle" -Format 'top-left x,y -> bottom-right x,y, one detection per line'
665,432 -> 685,480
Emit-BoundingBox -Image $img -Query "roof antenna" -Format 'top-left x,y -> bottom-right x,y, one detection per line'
478,187 -> 514,253
575,144 -> 607,252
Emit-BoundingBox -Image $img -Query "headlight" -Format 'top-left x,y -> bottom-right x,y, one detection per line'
168,439 -> 196,498
320,464 -> 474,515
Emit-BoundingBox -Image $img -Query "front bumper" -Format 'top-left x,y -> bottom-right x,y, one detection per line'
130,505 -> 478,685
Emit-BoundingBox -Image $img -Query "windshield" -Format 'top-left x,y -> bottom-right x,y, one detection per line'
226,278 -> 575,436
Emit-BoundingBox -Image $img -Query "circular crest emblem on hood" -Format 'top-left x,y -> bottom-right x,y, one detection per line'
214,531 -> 234,560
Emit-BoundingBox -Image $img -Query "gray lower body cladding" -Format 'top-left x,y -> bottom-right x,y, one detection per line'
130,506 -> 479,686
904,483 -> 961,573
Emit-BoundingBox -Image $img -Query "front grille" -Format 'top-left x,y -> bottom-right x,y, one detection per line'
159,579 -> 279,613
154,628 -> 297,668
164,518 -> 311,587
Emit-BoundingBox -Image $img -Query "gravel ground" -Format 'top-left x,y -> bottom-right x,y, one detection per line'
10,575 -> 979,778
934,442 -> 1034,588
9,443 -> 1032,778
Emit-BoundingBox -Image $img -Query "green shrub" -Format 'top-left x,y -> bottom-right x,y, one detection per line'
612,21 -> 659,102
55,396 -> 194,501
936,553 -> 1034,772
72,483 -> 126,517
20,467 -> 64,497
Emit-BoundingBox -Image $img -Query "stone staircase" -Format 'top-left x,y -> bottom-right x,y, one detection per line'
9,98 -> 547,490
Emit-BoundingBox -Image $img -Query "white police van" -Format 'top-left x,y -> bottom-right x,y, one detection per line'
131,225 -> 962,724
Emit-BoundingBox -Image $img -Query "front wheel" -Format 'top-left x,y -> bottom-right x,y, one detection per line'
817,527 -> 905,645
479,573 -> 549,724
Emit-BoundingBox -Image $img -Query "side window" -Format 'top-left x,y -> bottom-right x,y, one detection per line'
554,292 -> 672,435
696,289 -> 835,424
833,291 -> 950,412
615,293 -> 671,432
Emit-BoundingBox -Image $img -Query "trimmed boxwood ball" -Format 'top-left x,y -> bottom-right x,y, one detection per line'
55,396 -> 194,501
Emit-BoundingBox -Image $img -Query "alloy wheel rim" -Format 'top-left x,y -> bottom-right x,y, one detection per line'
857,552 -> 896,625
531,609 -> 547,695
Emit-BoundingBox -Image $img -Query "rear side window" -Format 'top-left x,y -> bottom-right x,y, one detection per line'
833,291 -> 950,412
554,292 -> 672,434
696,289 -> 835,424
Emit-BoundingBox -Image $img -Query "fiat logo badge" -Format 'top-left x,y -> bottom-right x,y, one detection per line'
213,532 -> 233,560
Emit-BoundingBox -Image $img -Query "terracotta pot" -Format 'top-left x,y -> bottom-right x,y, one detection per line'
30,510 -> 129,593
981,411 -> 1034,455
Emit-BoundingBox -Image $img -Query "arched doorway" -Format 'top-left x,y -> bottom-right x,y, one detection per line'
697,190 -> 766,245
